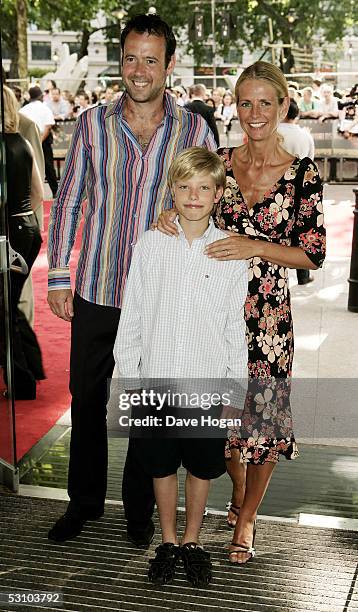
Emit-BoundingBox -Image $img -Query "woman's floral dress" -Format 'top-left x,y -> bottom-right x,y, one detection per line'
215,148 -> 326,464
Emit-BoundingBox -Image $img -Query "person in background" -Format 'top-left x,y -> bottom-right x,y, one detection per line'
211,87 -> 224,109
278,99 -> 315,285
215,91 -> 237,134
76,91 -> 92,116
172,85 -> 187,106
185,83 -> 220,147
45,87 -> 71,120
299,87 -> 319,117
43,79 -> 57,103
46,13 -> 216,545
278,99 -> 314,160
19,86 -> 58,198
317,84 -> 339,122
2,85 -> 45,399
100,87 -> 114,104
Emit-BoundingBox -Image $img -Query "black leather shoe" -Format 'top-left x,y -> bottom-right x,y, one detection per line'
127,519 -> 155,547
48,508 -> 104,543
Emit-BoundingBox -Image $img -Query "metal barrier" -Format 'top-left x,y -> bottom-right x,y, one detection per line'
52,117 -> 358,183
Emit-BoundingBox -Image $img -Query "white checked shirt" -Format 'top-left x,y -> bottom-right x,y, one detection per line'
114,218 -> 248,391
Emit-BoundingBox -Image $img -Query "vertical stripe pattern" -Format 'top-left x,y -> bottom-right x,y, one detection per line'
48,93 -> 216,307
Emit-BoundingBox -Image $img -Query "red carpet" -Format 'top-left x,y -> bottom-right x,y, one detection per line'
14,201 -> 81,459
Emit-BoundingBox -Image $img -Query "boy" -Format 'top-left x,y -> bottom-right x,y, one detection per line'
114,147 -> 248,586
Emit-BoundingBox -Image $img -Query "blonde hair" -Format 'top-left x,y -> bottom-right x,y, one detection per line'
168,147 -> 226,190
235,61 -> 289,105
3,85 -> 20,133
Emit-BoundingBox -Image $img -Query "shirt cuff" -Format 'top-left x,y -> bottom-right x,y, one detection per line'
48,268 -> 71,291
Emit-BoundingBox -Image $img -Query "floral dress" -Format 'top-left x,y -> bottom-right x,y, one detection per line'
215,148 -> 326,464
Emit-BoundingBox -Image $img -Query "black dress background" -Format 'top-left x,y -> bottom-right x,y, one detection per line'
2,132 -> 45,399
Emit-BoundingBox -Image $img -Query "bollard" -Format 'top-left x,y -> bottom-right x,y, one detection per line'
348,188 -> 358,312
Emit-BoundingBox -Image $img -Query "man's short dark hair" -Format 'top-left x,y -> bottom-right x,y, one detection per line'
287,99 -> 299,121
121,14 -> 176,68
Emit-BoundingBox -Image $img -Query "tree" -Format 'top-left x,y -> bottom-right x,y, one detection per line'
1,0 -> 20,79
17,0 -> 28,81
28,0 -> 190,60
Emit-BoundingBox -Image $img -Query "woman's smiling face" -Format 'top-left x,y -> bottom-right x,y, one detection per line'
236,79 -> 289,142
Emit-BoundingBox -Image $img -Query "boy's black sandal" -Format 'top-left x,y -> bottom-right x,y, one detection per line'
180,542 -> 212,587
148,543 -> 180,585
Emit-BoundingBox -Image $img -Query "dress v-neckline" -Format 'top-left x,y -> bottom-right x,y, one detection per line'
227,148 -> 298,213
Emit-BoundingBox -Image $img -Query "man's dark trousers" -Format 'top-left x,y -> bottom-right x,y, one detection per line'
68,292 -> 155,525
42,135 -> 58,198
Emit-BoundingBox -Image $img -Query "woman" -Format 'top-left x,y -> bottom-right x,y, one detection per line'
156,61 -> 326,564
3,85 -> 45,399
215,91 -> 237,132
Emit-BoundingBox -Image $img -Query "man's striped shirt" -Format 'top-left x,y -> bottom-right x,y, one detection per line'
47,92 -> 216,307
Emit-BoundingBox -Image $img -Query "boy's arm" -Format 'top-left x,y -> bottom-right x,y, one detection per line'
113,243 -> 144,390
224,263 -> 249,410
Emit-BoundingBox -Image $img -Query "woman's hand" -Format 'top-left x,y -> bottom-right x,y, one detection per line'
152,208 -> 178,236
204,232 -> 262,260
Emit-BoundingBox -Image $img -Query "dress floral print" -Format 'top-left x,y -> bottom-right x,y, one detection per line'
215,148 -> 326,464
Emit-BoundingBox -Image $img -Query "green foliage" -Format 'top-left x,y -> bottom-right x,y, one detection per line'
28,67 -> 49,78
2,0 -> 357,71
1,0 -> 18,59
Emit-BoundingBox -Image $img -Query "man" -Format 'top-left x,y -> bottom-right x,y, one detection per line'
278,98 -> 315,161
278,99 -> 315,285
185,83 -> 220,147
47,13 -> 216,544
299,86 -> 319,118
18,112 -> 45,326
76,91 -> 92,116
45,87 -> 71,120
317,84 -> 339,122
19,86 -> 58,198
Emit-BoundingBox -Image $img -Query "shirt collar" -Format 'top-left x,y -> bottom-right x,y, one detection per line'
105,91 -> 179,121
174,216 -> 216,243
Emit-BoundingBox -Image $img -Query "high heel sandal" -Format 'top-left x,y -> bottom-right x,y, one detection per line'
226,501 -> 240,528
229,520 -> 256,565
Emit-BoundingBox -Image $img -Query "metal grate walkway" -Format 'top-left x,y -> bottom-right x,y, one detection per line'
0,495 -> 357,612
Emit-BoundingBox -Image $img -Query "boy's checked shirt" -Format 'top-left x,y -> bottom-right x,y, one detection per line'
114,218 -> 248,401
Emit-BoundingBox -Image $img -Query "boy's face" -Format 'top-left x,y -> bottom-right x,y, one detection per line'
173,172 -> 223,224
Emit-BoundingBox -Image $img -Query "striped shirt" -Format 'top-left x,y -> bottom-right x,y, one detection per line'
47,93 -> 216,307
114,219 -> 248,402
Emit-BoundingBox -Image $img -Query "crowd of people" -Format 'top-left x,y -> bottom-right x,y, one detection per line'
2,11 -> 330,589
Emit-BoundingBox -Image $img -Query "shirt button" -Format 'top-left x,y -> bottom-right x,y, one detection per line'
131,242 -> 136,246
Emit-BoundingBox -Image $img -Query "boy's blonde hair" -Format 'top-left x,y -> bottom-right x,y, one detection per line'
168,147 -> 226,191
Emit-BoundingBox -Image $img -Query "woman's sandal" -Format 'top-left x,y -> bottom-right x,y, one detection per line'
180,542 -> 212,587
148,543 -> 181,585
226,501 -> 240,528
229,521 -> 256,565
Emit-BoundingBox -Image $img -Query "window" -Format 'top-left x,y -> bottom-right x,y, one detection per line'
107,43 -> 120,63
31,42 -> 51,61
224,48 -> 243,64
68,42 -> 81,55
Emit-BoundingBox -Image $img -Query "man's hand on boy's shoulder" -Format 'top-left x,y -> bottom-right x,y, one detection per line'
153,208 -> 178,236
